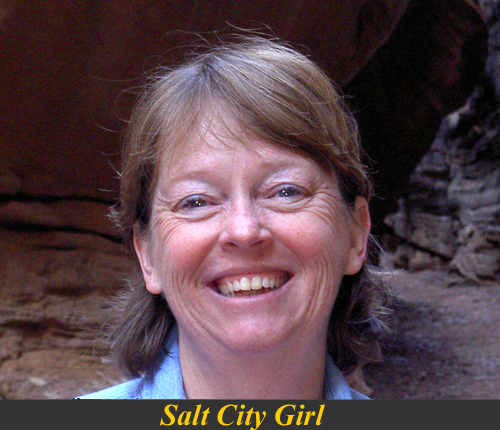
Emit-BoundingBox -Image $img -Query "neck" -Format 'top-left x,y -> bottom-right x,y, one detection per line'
178,329 -> 327,399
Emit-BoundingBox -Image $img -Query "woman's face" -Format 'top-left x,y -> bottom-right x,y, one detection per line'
134,124 -> 370,355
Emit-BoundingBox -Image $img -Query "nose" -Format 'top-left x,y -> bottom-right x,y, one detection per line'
218,199 -> 272,251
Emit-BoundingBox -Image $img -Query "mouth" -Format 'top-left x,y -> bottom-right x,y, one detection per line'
214,273 -> 291,298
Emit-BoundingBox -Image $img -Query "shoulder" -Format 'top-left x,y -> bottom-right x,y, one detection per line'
74,378 -> 144,399
324,355 -> 371,400
76,327 -> 183,399
349,388 -> 371,400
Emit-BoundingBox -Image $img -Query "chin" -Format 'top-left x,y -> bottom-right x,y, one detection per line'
217,324 -> 296,356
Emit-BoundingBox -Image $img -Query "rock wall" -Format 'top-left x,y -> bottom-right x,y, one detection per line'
345,0 -> 488,229
386,0 -> 500,283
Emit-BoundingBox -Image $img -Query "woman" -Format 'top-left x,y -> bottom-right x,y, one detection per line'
80,36 -> 391,399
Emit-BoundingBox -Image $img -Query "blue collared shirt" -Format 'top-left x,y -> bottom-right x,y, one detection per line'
77,329 -> 368,400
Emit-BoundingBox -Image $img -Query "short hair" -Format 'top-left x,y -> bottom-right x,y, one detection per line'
107,35 -> 392,378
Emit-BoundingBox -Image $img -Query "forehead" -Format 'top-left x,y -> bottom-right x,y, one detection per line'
158,123 -> 323,180
160,114 -> 286,163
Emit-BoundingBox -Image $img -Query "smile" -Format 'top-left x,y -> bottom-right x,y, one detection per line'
216,274 -> 290,297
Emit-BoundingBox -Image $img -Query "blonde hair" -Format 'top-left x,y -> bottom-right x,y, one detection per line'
108,36 -> 390,378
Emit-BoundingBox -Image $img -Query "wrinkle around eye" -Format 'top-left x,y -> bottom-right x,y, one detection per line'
266,186 -> 342,216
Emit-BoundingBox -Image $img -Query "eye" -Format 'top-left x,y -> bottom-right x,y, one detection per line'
274,185 -> 303,198
179,195 -> 209,210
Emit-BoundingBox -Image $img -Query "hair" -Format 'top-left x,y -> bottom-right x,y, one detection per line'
106,35 -> 392,378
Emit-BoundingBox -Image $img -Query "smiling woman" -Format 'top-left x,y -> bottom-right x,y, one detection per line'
78,35 -> 392,400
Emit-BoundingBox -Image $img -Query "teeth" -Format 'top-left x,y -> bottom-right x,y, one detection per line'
217,275 -> 287,297
240,277 -> 251,291
233,280 -> 241,292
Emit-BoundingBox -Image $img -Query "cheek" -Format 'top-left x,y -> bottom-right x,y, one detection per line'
277,208 -> 350,263
277,215 -> 348,325
151,217 -> 217,279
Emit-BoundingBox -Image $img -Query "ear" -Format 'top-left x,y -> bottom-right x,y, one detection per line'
133,224 -> 163,295
344,196 -> 371,276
